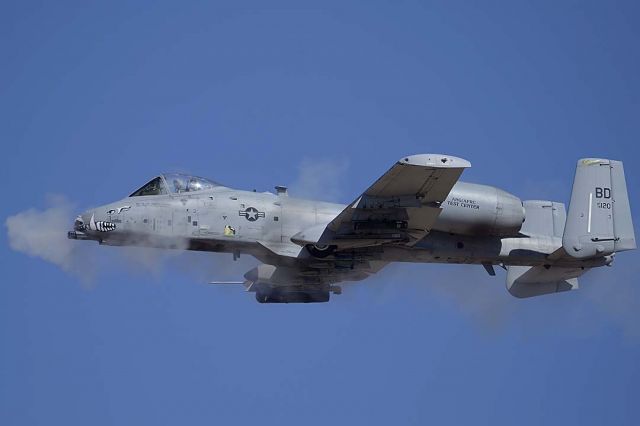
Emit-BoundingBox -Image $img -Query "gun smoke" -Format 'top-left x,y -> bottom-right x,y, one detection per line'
5,195 -> 97,283
4,194 -> 254,285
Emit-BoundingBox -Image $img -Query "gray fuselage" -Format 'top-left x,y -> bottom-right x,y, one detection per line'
70,179 -> 606,270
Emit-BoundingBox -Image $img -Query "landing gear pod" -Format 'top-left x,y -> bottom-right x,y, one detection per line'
305,244 -> 337,258
255,289 -> 330,303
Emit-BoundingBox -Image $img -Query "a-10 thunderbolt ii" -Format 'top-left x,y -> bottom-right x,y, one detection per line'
68,154 -> 636,303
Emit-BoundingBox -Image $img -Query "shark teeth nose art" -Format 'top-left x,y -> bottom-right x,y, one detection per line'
89,214 -> 116,232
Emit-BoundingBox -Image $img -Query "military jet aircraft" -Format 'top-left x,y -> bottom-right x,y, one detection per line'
68,154 -> 635,303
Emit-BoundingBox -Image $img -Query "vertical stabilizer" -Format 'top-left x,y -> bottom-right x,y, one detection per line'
563,159 -> 636,259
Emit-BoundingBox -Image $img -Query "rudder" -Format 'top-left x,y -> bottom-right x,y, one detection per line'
611,160 -> 636,252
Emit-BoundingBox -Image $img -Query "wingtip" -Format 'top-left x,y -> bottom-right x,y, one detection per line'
399,154 -> 471,168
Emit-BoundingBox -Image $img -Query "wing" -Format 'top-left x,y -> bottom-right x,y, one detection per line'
293,154 -> 470,249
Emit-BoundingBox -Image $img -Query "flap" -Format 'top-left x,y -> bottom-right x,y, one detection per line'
290,224 -> 327,246
257,240 -> 304,258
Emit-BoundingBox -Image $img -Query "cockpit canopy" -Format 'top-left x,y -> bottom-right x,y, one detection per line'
129,174 -> 222,197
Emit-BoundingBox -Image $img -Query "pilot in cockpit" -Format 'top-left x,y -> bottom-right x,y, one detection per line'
188,178 -> 201,192
173,179 -> 184,193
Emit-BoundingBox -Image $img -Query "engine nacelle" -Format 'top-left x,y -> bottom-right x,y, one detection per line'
433,182 -> 525,237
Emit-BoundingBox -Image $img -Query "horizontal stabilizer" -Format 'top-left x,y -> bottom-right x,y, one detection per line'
506,265 -> 587,298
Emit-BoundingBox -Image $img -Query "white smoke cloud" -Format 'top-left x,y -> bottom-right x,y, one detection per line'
351,262 -> 516,332
288,157 -> 350,202
5,194 -> 97,283
4,194 -> 256,285
582,257 -> 640,339
351,259 -> 640,341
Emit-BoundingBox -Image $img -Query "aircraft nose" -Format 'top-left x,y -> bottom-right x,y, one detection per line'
68,202 -> 123,240
72,209 -> 94,231
68,210 -> 95,240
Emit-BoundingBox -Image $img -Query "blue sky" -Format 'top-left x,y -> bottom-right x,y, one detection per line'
1,1 -> 639,424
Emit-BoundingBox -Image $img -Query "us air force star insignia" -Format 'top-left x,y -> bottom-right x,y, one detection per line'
239,207 -> 265,222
